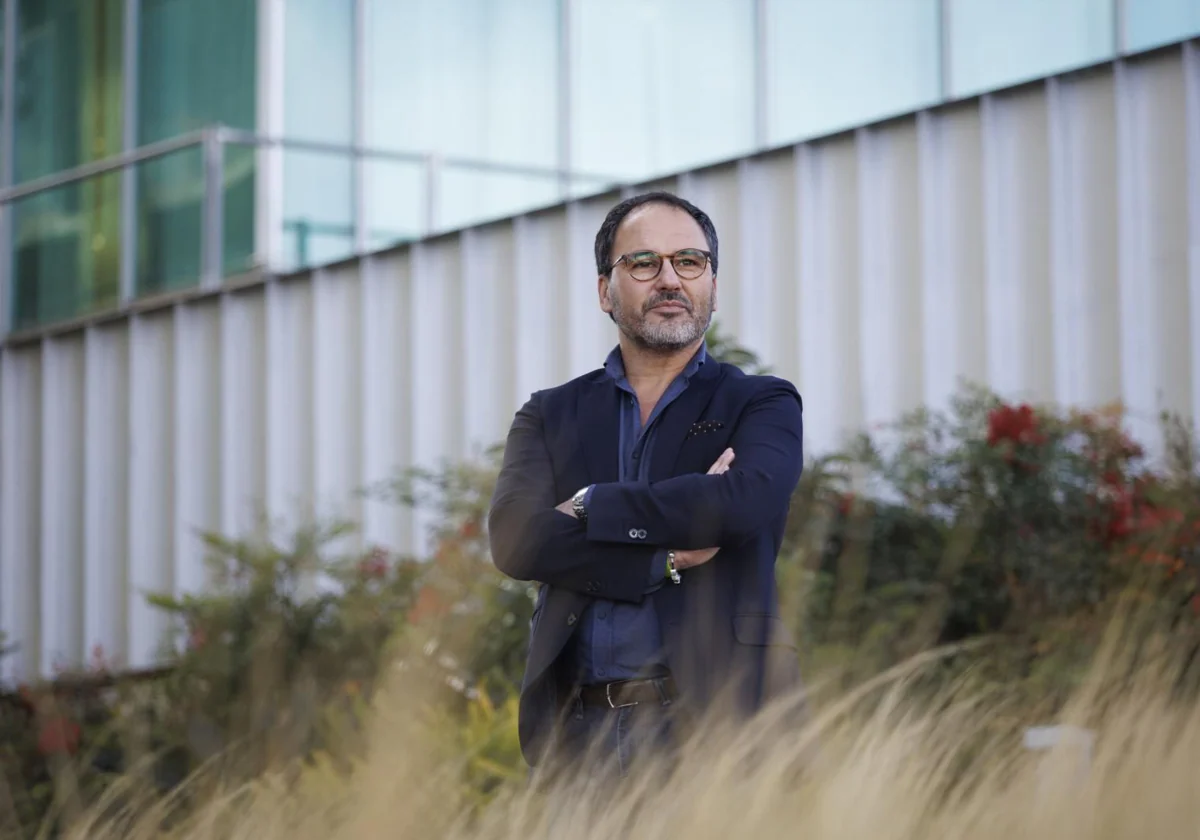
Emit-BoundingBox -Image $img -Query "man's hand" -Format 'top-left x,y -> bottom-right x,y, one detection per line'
669,448 -> 735,570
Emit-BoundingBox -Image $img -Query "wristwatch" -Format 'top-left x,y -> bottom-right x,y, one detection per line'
571,486 -> 590,524
666,550 -> 682,585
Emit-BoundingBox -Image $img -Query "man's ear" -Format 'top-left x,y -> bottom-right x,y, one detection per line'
711,275 -> 719,312
598,275 -> 613,314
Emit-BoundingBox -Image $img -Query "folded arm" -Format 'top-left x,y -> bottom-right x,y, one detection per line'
487,392 -> 663,603
584,381 -> 804,550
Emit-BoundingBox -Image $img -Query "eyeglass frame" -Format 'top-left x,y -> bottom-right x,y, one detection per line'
605,248 -> 715,281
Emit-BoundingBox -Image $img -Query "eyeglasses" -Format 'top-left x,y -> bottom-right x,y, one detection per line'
610,249 -> 713,281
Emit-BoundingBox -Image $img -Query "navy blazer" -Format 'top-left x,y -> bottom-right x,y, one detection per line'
488,354 -> 807,766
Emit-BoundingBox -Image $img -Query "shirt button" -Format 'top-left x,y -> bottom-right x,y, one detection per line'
598,668 -> 607,678
598,610 -> 608,619
567,613 -> 577,626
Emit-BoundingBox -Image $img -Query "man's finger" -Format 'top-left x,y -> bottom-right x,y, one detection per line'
708,448 -> 735,475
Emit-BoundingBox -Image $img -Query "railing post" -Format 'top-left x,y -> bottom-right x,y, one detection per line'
201,127 -> 226,290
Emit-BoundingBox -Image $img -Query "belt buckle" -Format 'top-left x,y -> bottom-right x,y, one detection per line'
606,681 -> 637,709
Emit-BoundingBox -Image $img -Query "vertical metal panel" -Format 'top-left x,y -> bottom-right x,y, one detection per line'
83,325 -> 129,668
512,215 -> 563,408
460,228 -> 506,452
312,267 -> 363,533
1116,54 -> 1193,451
40,338 -> 85,674
1047,71 -> 1121,409
127,313 -> 174,669
265,279 -> 314,533
219,292 -> 268,537
565,197 -> 615,379
796,137 -> 862,453
409,241 -> 457,554
1186,41 -> 1200,436
173,302 -> 221,599
735,154 -> 797,383
917,105 -> 987,412
980,88 -> 1055,403
856,123 -> 924,430
0,348 -> 40,680
360,251 -> 413,551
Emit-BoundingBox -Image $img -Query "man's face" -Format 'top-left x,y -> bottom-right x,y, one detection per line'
599,203 -> 717,352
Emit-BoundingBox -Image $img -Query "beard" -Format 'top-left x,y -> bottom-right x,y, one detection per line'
609,286 -> 714,352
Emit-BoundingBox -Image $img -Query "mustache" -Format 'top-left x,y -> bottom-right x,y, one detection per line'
644,293 -> 693,313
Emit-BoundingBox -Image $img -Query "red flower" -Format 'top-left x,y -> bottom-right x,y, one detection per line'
459,519 -> 480,539
836,492 -> 856,517
357,547 -> 389,580
987,404 -> 1046,448
37,715 -> 81,757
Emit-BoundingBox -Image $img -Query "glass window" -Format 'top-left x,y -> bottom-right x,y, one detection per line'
1125,0 -> 1200,53
767,0 -> 940,146
12,0 -> 124,328
948,0 -> 1114,99
282,0 -> 353,269
138,0 -> 257,294
572,0 -> 756,181
365,0 -> 561,232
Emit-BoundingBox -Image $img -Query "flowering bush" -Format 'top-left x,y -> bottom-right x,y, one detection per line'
785,386 -> 1200,700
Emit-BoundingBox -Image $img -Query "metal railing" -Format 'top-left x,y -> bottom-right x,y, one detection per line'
0,126 -> 622,337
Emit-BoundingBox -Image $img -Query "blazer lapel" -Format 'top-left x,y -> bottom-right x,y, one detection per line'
578,379 -> 621,485
648,361 -> 724,482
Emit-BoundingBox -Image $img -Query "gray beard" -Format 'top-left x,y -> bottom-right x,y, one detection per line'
615,302 -> 713,352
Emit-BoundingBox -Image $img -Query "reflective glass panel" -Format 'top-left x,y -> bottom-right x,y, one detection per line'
573,0 -> 756,180
948,0 -> 1114,98
365,0 -> 561,235
1124,0 -> 1200,53
767,0 -> 940,144
283,0 -> 353,269
12,0 -> 124,327
138,0 -> 257,291
11,173 -> 122,329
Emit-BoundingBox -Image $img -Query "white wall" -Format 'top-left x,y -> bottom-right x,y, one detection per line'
1,45 -> 1199,683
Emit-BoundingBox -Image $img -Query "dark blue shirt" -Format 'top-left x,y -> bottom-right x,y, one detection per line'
570,341 -> 709,685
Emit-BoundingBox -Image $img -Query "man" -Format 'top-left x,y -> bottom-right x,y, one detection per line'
488,191 -> 806,781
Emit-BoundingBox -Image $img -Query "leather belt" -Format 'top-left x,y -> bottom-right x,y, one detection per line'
576,675 -> 677,709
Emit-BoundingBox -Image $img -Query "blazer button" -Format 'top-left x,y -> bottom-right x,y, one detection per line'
567,613 -> 577,626
586,581 -> 600,593
637,529 -> 647,539
628,528 -> 639,539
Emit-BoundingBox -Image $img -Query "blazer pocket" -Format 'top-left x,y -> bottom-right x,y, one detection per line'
732,613 -> 798,650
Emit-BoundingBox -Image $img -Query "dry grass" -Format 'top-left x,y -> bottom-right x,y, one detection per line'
25,601 -> 1200,840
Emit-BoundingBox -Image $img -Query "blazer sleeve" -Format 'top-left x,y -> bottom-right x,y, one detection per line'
584,380 -> 804,550
487,391 -> 662,603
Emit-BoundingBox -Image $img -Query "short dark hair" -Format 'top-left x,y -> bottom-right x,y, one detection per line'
593,191 -> 719,277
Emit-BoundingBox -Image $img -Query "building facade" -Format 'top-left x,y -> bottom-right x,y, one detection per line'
0,2 -> 1198,682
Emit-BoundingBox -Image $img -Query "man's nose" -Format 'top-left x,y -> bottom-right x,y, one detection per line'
654,259 -> 683,289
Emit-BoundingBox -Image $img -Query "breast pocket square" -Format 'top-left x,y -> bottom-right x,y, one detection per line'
686,420 -> 725,438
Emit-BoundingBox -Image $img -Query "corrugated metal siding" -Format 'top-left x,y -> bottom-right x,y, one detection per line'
2,45 -> 1199,683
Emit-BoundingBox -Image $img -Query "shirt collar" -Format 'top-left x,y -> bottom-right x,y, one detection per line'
604,339 -> 708,385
